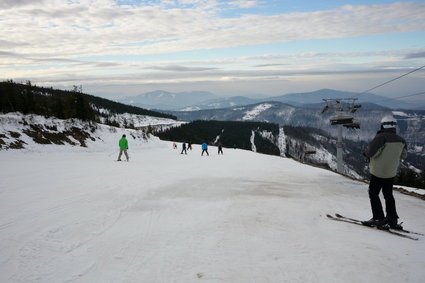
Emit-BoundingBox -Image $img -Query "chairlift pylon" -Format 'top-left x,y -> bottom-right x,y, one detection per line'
321,97 -> 362,174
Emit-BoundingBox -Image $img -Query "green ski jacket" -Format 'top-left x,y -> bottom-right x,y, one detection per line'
119,138 -> 128,149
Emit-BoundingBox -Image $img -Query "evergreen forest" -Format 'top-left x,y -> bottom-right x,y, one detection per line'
156,120 -> 280,156
0,80 -> 176,122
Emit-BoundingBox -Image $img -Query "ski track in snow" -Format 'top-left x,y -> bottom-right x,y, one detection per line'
1,140 -> 425,282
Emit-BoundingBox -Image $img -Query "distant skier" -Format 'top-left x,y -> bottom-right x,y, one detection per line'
361,116 -> 407,230
218,142 -> 223,155
181,142 -> 187,154
117,134 -> 129,161
188,142 -> 192,151
173,142 -> 177,149
201,142 -> 209,156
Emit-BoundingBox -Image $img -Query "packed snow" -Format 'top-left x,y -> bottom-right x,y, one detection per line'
398,185 -> 425,196
242,104 -> 273,121
392,111 -> 410,117
180,106 -> 201,112
99,112 -> 182,128
1,125 -> 425,282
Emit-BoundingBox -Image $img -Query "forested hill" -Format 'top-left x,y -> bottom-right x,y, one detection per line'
156,120 -> 282,156
0,81 -> 177,121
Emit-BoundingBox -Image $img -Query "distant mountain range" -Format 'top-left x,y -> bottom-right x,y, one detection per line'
119,89 -> 425,111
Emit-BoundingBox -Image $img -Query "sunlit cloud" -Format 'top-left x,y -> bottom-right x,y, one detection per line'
2,1 -> 424,57
228,0 -> 259,9
1,0 -> 424,98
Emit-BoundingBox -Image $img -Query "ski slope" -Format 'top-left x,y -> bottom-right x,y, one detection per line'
1,137 -> 425,283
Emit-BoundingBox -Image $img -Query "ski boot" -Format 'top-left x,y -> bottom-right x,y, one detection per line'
387,218 -> 403,230
361,218 -> 387,228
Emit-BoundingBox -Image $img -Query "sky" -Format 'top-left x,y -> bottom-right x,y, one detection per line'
1,0 -> 425,101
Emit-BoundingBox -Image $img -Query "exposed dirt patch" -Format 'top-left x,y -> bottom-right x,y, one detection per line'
8,140 -> 26,149
395,187 -> 425,201
9,131 -> 21,139
64,127 -> 96,147
22,124 -> 96,147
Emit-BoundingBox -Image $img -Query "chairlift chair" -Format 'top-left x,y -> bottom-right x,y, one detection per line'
343,121 -> 360,129
330,115 -> 354,125
350,104 -> 362,113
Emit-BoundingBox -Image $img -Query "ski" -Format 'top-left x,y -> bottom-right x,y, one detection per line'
326,214 -> 419,240
335,213 -> 424,236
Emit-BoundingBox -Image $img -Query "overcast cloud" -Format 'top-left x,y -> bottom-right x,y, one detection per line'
1,0 -> 424,100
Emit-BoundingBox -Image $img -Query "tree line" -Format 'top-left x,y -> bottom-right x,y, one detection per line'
156,120 -> 280,155
0,80 -> 176,122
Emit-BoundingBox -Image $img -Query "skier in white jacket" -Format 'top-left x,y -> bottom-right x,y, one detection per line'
362,116 -> 407,230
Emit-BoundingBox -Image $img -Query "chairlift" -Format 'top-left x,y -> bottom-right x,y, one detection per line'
330,115 -> 353,125
343,121 -> 360,129
321,104 -> 330,114
350,104 -> 362,113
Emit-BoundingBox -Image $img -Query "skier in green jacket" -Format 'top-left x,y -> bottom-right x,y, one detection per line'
117,134 -> 129,161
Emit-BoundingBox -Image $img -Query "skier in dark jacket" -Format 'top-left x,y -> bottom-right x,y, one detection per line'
181,142 -> 187,154
362,116 -> 407,229
218,142 -> 223,155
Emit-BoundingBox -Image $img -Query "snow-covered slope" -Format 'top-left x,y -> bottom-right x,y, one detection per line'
242,103 -> 273,121
1,132 -> 425,282
0,112 -> 182,151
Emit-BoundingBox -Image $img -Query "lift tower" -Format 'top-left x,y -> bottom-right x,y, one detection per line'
321,98 -> 361,174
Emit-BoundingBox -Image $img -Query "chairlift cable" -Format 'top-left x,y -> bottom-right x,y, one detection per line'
360,90 -> 425,105
357,64 -> 425,96
391,91 -> 425,100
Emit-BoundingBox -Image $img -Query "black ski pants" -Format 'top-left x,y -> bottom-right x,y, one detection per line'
368,174 -> 398,221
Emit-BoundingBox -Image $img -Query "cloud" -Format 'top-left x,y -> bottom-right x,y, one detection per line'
0,40 -> 30,49
253,63 -> 287,68
2,1 -> 425,59
147,65 -> 218,71
6,61 -> 424,100
228,0 -> 259,9
405,52 -> 425,59
0,0 -> 45,9
2,1 -> 425,98
0,50 -> 23,58
8,61 -> 415,84
3,45 -> 424,94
